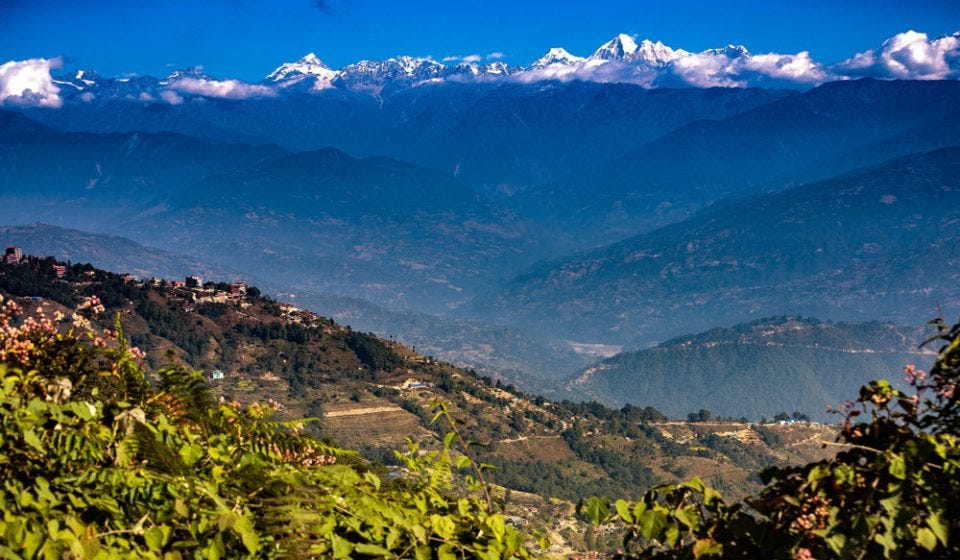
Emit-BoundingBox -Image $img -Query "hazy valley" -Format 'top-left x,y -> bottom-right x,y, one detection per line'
3,20 -> 960,556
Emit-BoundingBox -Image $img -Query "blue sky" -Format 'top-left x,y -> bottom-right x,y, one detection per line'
2,0 -> 960,80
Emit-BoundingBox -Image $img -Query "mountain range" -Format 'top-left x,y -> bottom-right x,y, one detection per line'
471,146 -> 960,344
16,30 -> 954,109
2,33 -> 960,418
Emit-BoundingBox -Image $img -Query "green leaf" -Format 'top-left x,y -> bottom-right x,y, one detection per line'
825,533 -> 846,555
485,515 -> 506,543
179,443 -> 204,467
639,510 -> 666,540
673,506 -> 696,529
354,543 -> 391,556
888,454 -> 907,480
144,526 -> 168,552
23,429 -> 43,452
615,499 -> 633,523
431,515 -> 456,540
455,455 -> 472,469
917,527 -> 937,552
331,535 -> 353,559
443,431 -> 459,449
807,465 -> 831,483
927,509 -> 948,545
684,478 -> 705,493
232,514 -> 259,554
363,471 -> 381,491
585,497 -> 609,525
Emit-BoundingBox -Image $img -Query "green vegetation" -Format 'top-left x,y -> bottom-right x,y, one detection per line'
582,317 -> 960,559
0,296 -> 531,558
0,257 -> 840,508
10,255 -> 950,558
571,316 -> 925,421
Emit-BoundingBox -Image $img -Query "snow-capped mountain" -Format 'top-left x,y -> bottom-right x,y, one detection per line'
630,39 -> 687,66
702,45 -> 751,58
20,29 -> 956,109
445,61 -> 513,80
335,56 -> 447,92
532,47 -> 586,68
591,34 -> 639,61
264,53 -> 338,90
52,69 -> 100,91
162,66 -> 212,83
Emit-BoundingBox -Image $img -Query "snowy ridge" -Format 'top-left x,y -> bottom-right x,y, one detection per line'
533,47 -> 586,68
264,53 -> 338,90
591,34 -> 639,61
631,39 -> 688,66
9,29 -> 958,108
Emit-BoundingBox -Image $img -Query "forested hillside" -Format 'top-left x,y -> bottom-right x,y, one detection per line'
2,252 -> 956,558
0,256 -> 835,512
568,316 -> 930,420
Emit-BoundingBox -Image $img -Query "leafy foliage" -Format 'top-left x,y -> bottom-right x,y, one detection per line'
0,295 -> 531,558
581,317 -> 960,559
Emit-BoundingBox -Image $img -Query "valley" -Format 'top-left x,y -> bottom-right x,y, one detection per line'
2,73 -> 957,422
3,13 -> 960,557
0,255 -> 842,554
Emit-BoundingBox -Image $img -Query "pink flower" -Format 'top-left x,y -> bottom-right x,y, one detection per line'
940,384 -> 956,400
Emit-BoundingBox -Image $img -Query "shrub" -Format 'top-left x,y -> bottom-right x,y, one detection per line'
0,295 -> 531,558
582,317 -> 960,559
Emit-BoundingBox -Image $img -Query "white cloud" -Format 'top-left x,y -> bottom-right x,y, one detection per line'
168,77 -> 276,99
138,91 -> 156,102
0,57 -> 63,108
660,49 -> 828,88
834,30 -> 960,80
79,91 -> 95,102
514,58 -> 657,86
665,52 -> 745,87
442,54 -> 485,64
160,90 -> 183,105
513,45 -> 827,89
487,52 -> 505,60
742,51 -> 827,83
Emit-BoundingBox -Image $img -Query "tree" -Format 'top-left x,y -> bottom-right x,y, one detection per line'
688,409 -> 712,423
583,317 -> 960,559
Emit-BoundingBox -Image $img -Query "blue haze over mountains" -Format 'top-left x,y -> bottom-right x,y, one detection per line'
2,33 -> 960,418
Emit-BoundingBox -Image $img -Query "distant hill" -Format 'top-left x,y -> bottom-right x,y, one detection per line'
0,223 -> 251,283
0,110 -> 286,226
0,223 -> 587,386
19,82 -> 791,195
565,316 -> 931,421
472,146 -> 960,344
519,79 -> 960,244
0,114 -> 548,313
122,147 -> 542,313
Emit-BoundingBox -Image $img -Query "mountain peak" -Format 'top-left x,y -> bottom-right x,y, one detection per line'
165,66 -> 210,81
592,34 -> 639,60
703,44 -> 750,58
299,52 -> 325,65
265,53 -> 337,89
631,39 -> 685,66
533,47 -> 585,68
